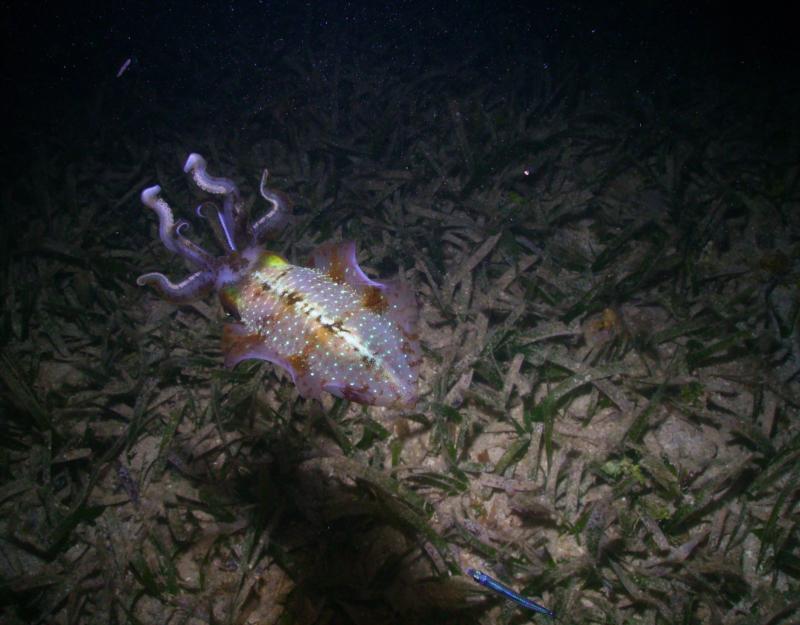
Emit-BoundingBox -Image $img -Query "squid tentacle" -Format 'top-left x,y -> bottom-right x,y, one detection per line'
184,153 -> 247,250
174,221 -> 216,267
138,154 -> 290,304
136,270 -> 214,302
141,186 -> 214,268
220,195 -> 244,250
183,153 -> 239,196
141,186 -> 179,253
252,168 -> 290,243
196,200 -> 238,253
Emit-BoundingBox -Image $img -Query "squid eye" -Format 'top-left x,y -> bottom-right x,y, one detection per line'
219,287 -> 241,320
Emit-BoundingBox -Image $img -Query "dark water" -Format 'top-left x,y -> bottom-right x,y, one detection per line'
3,1 -> 796,156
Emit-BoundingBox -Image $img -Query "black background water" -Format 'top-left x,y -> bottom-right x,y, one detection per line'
3,0 -> 797,175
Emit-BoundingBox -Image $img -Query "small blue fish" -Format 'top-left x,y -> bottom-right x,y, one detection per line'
467,568 -> 555,618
